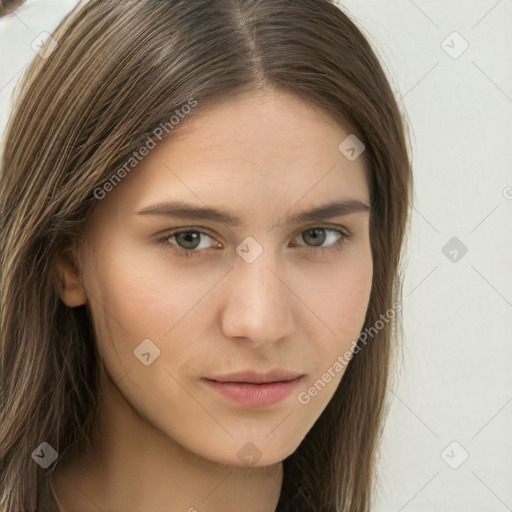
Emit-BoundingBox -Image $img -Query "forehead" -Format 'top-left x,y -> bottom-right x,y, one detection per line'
92,89 -> 370,224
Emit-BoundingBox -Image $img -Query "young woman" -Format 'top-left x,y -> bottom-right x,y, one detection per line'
0,1 -> 412,510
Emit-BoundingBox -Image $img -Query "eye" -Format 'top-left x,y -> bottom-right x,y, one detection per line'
155,230 -> 219,259
291,226 -> 352,254
155,225 -> 352,259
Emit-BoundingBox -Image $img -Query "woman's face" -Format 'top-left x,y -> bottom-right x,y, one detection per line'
71,88 -> 373,467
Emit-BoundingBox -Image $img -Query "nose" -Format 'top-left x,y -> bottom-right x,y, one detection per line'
220,249 -> 296,347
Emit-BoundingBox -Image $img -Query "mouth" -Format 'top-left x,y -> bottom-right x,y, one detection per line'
204,370 -> 305,407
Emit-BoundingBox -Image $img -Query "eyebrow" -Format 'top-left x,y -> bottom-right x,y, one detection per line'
135,198 -> 371,226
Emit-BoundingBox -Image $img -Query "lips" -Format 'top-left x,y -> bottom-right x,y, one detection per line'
204,369 -> 305,407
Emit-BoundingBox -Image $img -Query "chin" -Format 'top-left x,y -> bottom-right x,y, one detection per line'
187,433 -> 302,468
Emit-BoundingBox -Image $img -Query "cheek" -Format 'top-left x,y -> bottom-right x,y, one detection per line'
82,243 -> 228,390
79,243 -> 174,373
329,261 -> 372,336
85,241 -> 201,339
298,244 -> 372,365
292,248 -> 372,413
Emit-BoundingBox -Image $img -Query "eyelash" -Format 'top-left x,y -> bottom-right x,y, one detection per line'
154,226 -> 353,259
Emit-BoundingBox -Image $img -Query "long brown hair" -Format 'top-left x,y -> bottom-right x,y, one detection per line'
0,1 -> 412,510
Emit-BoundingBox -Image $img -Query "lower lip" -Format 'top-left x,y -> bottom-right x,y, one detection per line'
206,377 -> 304,407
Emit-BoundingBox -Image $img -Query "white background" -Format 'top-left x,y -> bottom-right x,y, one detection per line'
1,1 -> 511,511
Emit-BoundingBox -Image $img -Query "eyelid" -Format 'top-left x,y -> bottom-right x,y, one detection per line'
156,226 -> 219,247
156,223 -> 351,240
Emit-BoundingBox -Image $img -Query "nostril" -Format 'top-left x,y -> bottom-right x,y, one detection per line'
0,0 -> 28,18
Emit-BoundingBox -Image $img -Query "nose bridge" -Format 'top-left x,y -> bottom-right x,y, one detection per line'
221,245 -> 295,344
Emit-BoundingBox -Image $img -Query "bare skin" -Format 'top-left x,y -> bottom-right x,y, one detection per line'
52,86 -> 373,512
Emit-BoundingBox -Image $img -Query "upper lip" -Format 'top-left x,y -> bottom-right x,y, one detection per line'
207,369 -> 304,384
